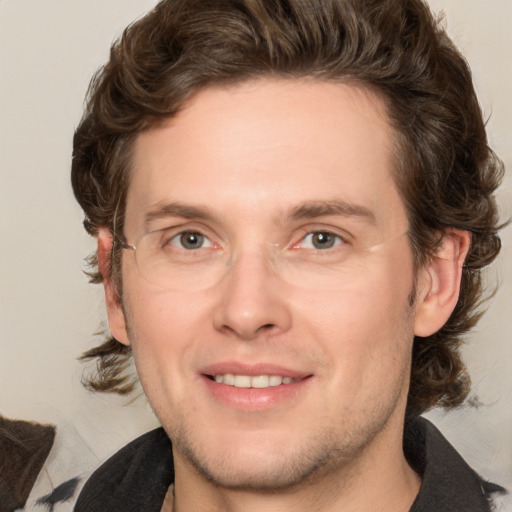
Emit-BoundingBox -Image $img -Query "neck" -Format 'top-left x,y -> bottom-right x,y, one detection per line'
164,415 -> 421,512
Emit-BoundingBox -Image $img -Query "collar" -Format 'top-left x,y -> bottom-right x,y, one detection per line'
405,416 -> 502,511
75,416 -> 504,511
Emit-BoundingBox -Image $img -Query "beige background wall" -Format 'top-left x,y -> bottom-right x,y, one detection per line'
1,0 -> 511,490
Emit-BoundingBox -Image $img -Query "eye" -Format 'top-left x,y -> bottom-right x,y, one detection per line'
169,231 -> 213,250
300,231 -> 344,250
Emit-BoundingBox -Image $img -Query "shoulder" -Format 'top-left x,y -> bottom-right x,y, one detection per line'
406,416 -> 507,512
74,427 -> 174,512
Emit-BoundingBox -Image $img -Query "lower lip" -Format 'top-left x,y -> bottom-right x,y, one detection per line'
202,375 -> 311,411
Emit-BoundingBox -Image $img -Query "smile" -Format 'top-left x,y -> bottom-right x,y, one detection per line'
212,374 -> 297,388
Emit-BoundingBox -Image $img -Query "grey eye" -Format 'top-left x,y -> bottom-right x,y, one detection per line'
172,232 -> 209,250
302,232 -> 342,250
313,232 -> 336,249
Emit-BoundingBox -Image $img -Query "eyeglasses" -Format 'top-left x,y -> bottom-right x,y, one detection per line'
117,227 -> 409,292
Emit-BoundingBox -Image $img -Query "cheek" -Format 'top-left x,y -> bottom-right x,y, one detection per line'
292,263 -> 415,375
123,286 -> 212,415
126,277 -> 207,335
295,273 -> 413,338
123,284 -> 210,375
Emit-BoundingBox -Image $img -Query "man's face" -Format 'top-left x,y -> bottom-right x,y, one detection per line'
109,80 -> 425,489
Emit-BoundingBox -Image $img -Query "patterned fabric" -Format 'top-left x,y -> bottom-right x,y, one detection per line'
20,422 -> 100,512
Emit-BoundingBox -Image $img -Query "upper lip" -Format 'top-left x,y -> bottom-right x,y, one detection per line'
200,362 -> 311,379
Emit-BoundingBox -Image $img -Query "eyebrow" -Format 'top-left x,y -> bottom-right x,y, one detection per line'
144,202 -> 213,227
287,200 -> 376,225
144,198 -> 376,228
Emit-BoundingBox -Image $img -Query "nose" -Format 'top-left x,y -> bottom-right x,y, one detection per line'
213,249 -> 292,340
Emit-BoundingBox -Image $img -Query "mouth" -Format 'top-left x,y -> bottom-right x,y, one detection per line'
200,362 -> 312,410
206,374 -> 300,388
200,364 -> 312,410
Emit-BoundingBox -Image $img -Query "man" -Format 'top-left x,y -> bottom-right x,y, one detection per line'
71,0 -> 506,510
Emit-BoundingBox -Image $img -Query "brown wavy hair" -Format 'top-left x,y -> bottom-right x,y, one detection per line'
71,0 -> 504,414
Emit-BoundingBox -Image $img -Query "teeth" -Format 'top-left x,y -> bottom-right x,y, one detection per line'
269,376 -> 283,386
234,375 -> 251,388
251,375 -> 270,388
223,374 -> 235,385
213,374 -> 296,388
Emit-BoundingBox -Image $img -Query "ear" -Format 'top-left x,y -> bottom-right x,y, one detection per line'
413,229 -> 471,337
97,229 -> 130,346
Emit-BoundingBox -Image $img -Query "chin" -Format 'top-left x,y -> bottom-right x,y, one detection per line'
173,427 -> 359,492
188,451 -> 329,491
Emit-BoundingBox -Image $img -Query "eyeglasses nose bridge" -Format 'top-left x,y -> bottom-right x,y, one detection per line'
222,242 -> 284,276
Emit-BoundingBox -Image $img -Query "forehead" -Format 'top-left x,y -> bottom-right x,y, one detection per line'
126,79 -> 406,234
